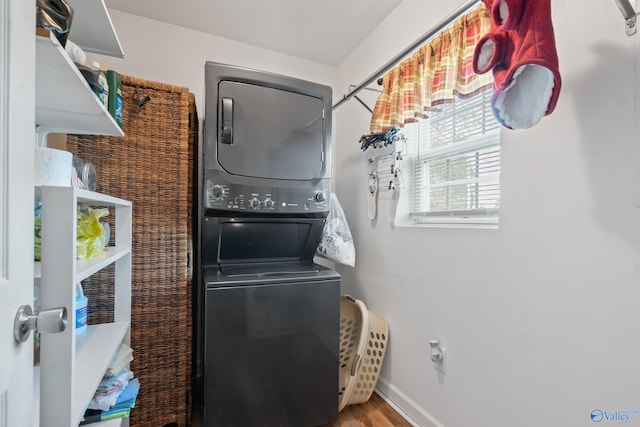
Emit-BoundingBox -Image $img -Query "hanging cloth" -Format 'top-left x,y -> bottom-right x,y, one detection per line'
370,4 -> 493,133
472,0 -> 561,129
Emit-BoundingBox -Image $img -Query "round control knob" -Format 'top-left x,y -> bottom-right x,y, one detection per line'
249,198 -> 261,209
210,185 -> 225,200
264,198 -> 275,209
313,191 -> 327,203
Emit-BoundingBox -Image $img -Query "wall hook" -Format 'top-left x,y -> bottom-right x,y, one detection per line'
134,86 -> 152,108
137,94 -> 151,108
429,340 -> 443,363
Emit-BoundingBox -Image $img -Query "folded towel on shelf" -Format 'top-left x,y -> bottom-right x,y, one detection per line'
80,408 -> 131,425
100,407 -> 131,421
96,368 -> 133,394
89,368 -> 134,411
79,409 -> 102,425
113,377 -> 140,408
81,378 -> 140,425
105,343 -> 134,377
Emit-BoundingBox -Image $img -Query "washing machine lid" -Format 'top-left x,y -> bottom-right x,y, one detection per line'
218,220 -> 316,263
204,262 -> 340,287
220,262 -> 320,277
202,216 -> 326,267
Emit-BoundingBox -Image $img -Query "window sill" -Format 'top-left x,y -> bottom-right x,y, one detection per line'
396,214 -> 499,229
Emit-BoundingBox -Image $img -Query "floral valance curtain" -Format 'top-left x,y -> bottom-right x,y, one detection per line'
370,4 -> 492,133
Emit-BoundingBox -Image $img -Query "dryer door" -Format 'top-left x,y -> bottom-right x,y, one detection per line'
216,80 -> 325,180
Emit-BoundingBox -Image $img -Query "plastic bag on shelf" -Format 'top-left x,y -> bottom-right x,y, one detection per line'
77,204 -> 109,259
316,193 -> 356,267
36,0 -> 74,47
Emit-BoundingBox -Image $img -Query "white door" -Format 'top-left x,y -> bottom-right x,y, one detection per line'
0,0 -> 36,425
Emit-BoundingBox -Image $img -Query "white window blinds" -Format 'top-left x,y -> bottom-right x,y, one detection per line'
402,88 -> 500,226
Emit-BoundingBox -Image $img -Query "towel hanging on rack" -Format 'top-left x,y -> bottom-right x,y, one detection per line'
473,0 -> 561,129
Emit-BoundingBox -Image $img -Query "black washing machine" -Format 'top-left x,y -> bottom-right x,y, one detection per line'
197,62 -> 339,426
203,262 -> 340,426
199,216 -> 340,427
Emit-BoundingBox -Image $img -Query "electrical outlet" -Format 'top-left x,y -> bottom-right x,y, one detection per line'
434,347 -> 447,374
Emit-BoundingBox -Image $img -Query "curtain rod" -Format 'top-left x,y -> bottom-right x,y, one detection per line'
332,0 -> 481,111
613,0 -> 637,35
615,0 -> 636,20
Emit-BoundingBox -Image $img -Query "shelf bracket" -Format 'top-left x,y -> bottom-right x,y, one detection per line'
35,125 -> 51,147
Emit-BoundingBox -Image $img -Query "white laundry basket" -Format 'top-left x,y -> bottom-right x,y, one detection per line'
338,295 -> 389,411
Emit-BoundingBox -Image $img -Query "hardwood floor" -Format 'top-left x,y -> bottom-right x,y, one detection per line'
319,393 -> 413,427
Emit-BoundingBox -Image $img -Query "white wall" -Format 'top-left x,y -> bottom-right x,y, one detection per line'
334,0 -> 640,426
91,10 -> 338,120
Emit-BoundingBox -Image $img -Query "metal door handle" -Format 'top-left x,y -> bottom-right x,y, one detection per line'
221,97 -> 234,144
14,304 -> 67,343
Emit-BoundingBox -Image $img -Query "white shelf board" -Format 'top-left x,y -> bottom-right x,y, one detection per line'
76,188 -> 132,207
73,322 -> 129,426
37,187 -> 132,208
33,366 -> 40,427
34,261 -> 42,279
67,0 -> 124,58
75,246 -> 131,283
35,32 -> 124,137
94,419 -> 124,426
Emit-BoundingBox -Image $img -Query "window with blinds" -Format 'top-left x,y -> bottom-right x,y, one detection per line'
401,87 -> 500,226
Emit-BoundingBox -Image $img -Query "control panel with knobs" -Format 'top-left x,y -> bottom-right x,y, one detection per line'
264,198 -> 275,209
204,176 -> 329,213
209,184 -> 226,202
249,198 -> 261,209
313,191 -> 327,203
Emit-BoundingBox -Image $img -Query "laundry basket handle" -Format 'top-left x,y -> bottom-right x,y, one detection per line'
351,354 -> 362,377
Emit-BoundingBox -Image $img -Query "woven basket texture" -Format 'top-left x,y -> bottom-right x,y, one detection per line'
67,75 -> 197,427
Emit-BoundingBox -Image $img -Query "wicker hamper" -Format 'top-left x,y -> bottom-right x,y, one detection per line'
67,75 -> 197,427
338,295 -> 389,411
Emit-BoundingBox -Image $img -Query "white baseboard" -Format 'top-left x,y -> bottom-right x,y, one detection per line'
375,378 -> 446,427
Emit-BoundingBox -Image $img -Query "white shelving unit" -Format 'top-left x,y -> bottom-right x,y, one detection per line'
66,0 -> 125,58
34,2 -> 130,426
35,31 -> 124,139
38,187 -> 132,427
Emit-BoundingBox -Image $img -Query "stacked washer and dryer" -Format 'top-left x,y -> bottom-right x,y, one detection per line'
196,62 -> 340,427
